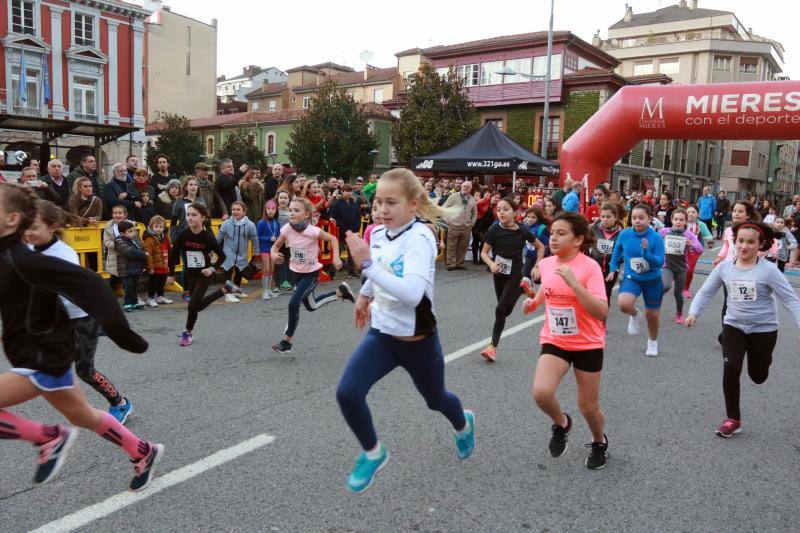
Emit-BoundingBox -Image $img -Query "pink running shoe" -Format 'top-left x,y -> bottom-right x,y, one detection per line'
180,331 -> 193,346
715,418 -> 742,438
520,277 -> 535,298
480,344 -> 496,362
674,313 -> 684,325
682,289 -> 692,299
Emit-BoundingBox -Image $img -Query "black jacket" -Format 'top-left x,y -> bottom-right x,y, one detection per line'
0,233 -> 147,374
115,235 -> 148,277
215,173 -> 238,211
104,178 -> 141,212
329,197 -> 363,233
42,175 -> 70,207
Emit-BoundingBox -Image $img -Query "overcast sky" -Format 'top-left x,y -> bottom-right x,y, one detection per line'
144,0 -> 798,80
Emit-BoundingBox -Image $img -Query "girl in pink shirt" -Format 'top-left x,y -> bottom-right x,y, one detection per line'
522,212 -> 610,470
270,197 -> 355,353
363,202 -> 384,245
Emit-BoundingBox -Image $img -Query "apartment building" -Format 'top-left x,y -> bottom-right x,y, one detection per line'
217,65 -> 287,103
599,0 -> 787,199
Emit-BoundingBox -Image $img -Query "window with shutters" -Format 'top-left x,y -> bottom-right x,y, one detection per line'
633,60 -> 654,76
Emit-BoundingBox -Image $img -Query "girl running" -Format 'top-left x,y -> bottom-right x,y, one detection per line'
608,204 -> 665,357
25,200 -> 134,424
523,212 -> 610,469
0,183 -> 162,491
768,217 -> 796,272
682,205 -> 713,298
275,189 -> 292,291
655,191 -> 675,227
588,201 -> 624,304
659,209 -> 704,324
686,221 -> 800,437
216,201 -> 259,303
363,201 -> 384,245
167,202 -> 239,347
521,205 -> 549,284
479,196 -> 544,362
336,168 -> 475,493
257,200 -> 281,300
270,197 -> 354,354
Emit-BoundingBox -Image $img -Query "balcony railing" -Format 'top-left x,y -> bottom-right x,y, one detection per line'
601,30 -> 744,50
12,104 -> 42,117
74,112 -> 99,123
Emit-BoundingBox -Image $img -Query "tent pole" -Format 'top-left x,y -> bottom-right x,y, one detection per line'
512,171 -> 516,193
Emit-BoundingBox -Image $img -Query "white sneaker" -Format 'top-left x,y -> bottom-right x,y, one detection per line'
646,339 -> 659,357
627,310 -> 642,336
146,298 -> 159,308
137,298 -> 147,306
269,290 -> 281,298
156,296 -> 173,304
262,290 -> 271,300
224,294 -> 240,303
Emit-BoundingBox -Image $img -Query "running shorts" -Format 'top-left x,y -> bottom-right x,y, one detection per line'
540,343 -> 604,373
10,368 -> 75,391
619,276 -> 663,310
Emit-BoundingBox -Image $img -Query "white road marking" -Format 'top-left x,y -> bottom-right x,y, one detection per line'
444,314 -> 546,364
30,434 -> 275,533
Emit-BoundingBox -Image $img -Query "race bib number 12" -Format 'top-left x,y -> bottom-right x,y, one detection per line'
730,279 -> 757,302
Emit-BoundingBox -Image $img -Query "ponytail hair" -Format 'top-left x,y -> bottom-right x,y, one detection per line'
0,182 -> 39,233
380,168 -> 459,223
35,200 -> 82,236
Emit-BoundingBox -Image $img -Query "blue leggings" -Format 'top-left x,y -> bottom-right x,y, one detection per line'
336,328 -> 467,450
285,270 -> 337,337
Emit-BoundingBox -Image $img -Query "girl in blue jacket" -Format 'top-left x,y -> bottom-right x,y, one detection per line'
609,203 -> 665,357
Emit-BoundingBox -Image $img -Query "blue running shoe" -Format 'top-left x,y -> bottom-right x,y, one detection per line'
346,443 -> 389,493
109,398 -> 134,425
454,410 -> 475,459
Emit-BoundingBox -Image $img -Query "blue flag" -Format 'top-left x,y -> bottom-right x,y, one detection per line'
19,48 -> 27,106
43,55 -> 51,105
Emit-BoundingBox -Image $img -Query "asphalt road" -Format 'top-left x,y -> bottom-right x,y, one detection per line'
3,246 -> 800,532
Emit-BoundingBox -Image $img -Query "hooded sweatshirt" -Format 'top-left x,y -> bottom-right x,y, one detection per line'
217,215 -> 259,271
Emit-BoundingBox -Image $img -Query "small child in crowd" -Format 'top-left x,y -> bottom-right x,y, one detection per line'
142,215 -> 173,307
114,220 -> 149,312
258,200 -> 281,300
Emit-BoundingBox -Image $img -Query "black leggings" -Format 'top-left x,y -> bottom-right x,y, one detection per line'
185,270 -> 225,331
492,274 -> 523,346
227,266 -> 244,286
721,325 -> 777,420
603,270 -> 618,305
471,229 -> 483,263
148,273 -> 167,298
72,317 -> 122,406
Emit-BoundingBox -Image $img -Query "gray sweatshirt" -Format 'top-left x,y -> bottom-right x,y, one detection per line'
689,258 -> 800,334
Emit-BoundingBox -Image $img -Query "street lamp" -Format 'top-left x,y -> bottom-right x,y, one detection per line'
369,148 -> 380,173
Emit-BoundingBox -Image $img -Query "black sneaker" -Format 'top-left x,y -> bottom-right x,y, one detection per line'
34,426 -> 78,485
548,413 -> 572,458
272,340 -> 293,353
585,435 -> 609,470
338,282 -> 355,303
130,442 -> 164,491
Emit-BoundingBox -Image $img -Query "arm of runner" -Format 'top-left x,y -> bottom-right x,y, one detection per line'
480,242 -> 499,273
687,230 -> 704,254
556,263 -> 608,322
642,234 -> 664,268
319,230 -> 342,270
271,234 -> 286,263
210,232 -> 226,269
354,231 -> 433,307
608,232 -> 624,274
360,279 -> 374,298
13,250 -> 147,353
770,266 -> 800,329
167,230 -> 184,276
687,264 -> 725,324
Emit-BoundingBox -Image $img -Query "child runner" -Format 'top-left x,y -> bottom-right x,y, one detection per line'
683,205 -> 713,298
275,189 -> 292,291
167,202 -> 240,346
257,200 -> 281,300
588,201 -> 624,304
25,200 -> 134,424
270,197 -> 354,354
0,183 -> 163,490
336,168 -> 475,493
216,201 -> 259,303
686,221 -> 800,437
479,196 -> 544,362
523,212 -> 610,469
363,201 -> 384,245
608,204 -> 665,357
521,205 -> 549,284
659,208 -> 704,324
768,217 -> 796,272
115,220 -> 149,312
142,215 -> 173,307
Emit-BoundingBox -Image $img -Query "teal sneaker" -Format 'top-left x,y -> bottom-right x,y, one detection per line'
280,281 -> 292,290
454,410 -> 475,459
346,443 -> 389,493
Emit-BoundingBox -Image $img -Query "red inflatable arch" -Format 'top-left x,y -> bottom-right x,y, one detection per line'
560,81 -> 800,195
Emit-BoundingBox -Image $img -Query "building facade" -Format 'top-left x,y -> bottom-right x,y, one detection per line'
145,2 -> 217,121
0,0 -> 150,173
599,0 -> 787,199
217,65 -> 286,103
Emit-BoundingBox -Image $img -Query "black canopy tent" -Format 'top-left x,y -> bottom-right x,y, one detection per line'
411,122 -> 559,191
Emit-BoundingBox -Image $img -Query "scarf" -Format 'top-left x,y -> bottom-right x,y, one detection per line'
290,220 -> 310,233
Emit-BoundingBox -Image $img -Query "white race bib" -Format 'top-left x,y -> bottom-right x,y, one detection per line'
185,250 -> 206,268
658,210 -> 667,220
730,279 -> 757,302
629,257 -> 650,274
494,255 -> 513,276
549,307 -> 578,336
597,238 -> 614,255
777,240 -> 784,251
291,247 -> 309,264
664,235 -> 687,255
